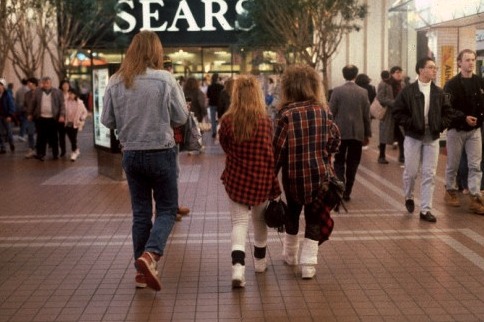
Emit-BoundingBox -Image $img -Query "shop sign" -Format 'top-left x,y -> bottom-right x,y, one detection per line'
114,0 -> 252,45
440,46 -> 454,86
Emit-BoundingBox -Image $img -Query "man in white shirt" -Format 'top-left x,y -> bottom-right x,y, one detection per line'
28,77 -> 65,161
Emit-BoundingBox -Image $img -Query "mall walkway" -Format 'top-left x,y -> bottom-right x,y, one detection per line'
0,118 -> 483,322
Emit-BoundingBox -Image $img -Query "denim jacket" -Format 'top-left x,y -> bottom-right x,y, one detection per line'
102,68 -> 189,151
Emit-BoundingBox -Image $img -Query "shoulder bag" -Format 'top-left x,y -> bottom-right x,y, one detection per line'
370,98 -> 386,120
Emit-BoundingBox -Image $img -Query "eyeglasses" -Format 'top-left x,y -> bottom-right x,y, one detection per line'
425,66 -> 438,70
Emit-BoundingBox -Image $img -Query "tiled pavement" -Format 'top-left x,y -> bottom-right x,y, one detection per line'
1,118 -> 484,322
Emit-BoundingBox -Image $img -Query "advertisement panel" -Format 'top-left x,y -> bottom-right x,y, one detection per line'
92,67 -> 112,150
440,46 -> 454,86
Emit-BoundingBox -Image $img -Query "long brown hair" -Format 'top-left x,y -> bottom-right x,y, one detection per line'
221,75 -> 266,143
116,31 -> 164,88
280,64 -> 327,110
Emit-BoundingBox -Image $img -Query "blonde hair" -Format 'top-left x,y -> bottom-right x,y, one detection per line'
280,64 -> 327,109
221,75 -> 266,142
116,31 -> 164,88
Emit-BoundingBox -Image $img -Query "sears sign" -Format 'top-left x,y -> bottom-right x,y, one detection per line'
114,0 -> 252,45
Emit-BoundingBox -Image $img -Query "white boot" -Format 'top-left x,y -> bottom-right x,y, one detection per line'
232,263 -> 246,288
254,258 -> 266,273
282,233 -> 299,266
299,238 -> 319,279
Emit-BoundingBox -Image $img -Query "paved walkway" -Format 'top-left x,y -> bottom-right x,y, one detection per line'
1,118 -> 484,321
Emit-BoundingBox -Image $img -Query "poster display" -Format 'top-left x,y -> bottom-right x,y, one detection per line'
92,67 -> 111,149
440,46 -> 454,86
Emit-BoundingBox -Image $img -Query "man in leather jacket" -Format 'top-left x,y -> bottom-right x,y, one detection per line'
393,57 -> 453,223
442,49 -> 484,215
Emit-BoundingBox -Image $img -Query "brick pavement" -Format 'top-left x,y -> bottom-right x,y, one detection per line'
0,118 -> 484,321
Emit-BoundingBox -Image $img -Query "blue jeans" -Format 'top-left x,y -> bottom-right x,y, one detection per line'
122,147 -> 178,260
25,120 -> 36,149
403,132 -> 440,214
445,128 -> 482,195
209,105 -> 217,136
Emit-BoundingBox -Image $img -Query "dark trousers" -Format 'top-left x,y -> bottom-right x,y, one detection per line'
285,196 -> 320,241
65,126 -> 79,152
58,122 -> 66,155
36,117 -> 59,158
334,139 -> 363,197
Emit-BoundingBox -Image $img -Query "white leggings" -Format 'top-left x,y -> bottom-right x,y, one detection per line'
229,199 -> 268,253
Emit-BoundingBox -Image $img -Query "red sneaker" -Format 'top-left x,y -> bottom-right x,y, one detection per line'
135,252 -> 162,291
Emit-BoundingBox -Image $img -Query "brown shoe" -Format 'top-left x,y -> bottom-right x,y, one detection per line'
444,190 -> 460,207
469,195 -> 484,215
177,206 -> 190,216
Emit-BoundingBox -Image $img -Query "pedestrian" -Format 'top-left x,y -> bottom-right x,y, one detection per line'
29,76 -> 65,161
443,49 -> 484,215
219,75 -> 281,288
58,80 -> 71,157
163,55 -> 190,221
355,73 -> 376,104
206,73 -> 224,138
0,78 -> 16,153
15,78 -> 29,141
376,67 -> 405,164
24,77 -> 39,158
217,77 -> 233,120
273,65 -> 341,279
393,57 -> 453,222
329,64 -> 371,201
101,30 -> 189,291
64,88 -> 88,161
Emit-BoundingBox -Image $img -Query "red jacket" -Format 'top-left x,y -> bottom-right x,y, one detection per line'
219,115 -> 281,206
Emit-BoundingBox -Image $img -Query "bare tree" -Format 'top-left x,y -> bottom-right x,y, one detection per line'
44,0 -> 119,81
0,0 -> 19,77
239,0 -> 368,93
2,0 -> 53,80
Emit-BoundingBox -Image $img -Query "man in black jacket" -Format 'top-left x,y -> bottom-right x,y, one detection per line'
443,49 -> 484,215
393,57 -> 453,222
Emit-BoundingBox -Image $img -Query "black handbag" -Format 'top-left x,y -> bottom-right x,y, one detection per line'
320,176 -> 347,212
264,198 -> 288,232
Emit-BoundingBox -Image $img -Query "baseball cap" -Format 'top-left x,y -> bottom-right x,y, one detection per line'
0,78 -> 7,87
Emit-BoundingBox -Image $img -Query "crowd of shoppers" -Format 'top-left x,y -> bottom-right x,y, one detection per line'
3,28 -> 483,292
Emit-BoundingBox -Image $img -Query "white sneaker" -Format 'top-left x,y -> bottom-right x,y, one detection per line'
25,149 -> 35,159
70,149 -> 80,161
231,264 -> 246,288
254,258 -> 267,273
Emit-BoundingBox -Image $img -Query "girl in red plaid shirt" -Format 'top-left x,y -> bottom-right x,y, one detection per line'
219,76 -> 281,288
274,65 -> 341,279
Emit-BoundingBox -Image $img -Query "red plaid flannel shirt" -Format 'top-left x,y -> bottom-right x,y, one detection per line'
274,100 -> 341,204
219,116 -> 281,206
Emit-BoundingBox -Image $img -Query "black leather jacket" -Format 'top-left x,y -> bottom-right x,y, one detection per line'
393,81 -> 453,141
444,73 -> 484,131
